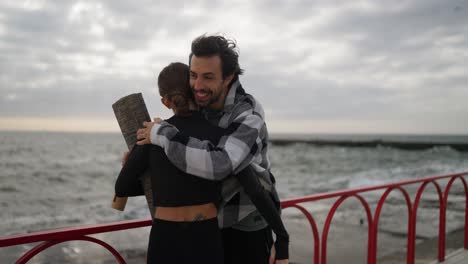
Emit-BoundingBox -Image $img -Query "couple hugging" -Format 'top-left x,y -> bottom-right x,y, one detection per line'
115,34 -> 289,264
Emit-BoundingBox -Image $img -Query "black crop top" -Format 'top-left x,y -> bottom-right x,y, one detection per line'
116,111 -> 223,207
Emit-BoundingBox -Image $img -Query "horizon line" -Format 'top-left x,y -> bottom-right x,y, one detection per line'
0,128 -> 467,137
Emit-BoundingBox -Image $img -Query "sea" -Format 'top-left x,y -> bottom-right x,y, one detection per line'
1,131 -> 468,262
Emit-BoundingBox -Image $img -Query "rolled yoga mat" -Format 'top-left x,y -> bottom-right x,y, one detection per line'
111,93 -> 154,217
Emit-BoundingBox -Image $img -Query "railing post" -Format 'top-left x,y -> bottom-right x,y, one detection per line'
442,176 -> 468,251
407,211 -> 416,264
284,204 -> 320,264
321,194 -> 373,264
372,187 -> 412,264
410,180 -> 443,264
438,194 -> 446,262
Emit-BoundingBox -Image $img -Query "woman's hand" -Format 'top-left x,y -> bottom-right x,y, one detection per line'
121,151 -> 129,166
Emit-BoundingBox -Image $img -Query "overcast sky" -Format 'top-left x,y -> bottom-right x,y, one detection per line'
0,0 -> 467,134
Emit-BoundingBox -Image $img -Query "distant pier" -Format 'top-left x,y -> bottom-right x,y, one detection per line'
269,137 -> 468,151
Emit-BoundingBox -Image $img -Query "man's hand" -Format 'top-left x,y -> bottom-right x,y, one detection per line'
269,246 -> 275,264
136,118 -> 162,145
121,151 -> 129,167
269,245 -> 288,264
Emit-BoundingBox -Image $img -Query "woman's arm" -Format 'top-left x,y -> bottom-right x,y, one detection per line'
115,145 -> 149,197
236,166 -> 289,260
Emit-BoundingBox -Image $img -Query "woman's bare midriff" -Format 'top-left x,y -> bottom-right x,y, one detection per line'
154,203 -> 217,222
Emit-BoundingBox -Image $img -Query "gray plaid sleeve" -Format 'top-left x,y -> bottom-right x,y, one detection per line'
149,109 -> 264,181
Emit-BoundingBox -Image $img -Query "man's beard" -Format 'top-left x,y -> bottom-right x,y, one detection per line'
192,87 -> 222,108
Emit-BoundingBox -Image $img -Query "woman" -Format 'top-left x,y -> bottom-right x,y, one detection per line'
115,62 -> 288,263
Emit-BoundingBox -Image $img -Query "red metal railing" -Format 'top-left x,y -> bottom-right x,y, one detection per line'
1,171 -> 467,264
0,219 -> 152,263
280,171 -> 468,264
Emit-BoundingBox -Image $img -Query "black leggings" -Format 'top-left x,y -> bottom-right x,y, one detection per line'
147,218 -> 223,264
222,226 -> 273,264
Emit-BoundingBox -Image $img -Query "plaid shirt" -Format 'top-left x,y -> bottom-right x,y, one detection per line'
150,80 -> 276,228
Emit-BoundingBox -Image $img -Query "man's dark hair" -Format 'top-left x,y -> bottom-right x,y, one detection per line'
190,34 -> 244,82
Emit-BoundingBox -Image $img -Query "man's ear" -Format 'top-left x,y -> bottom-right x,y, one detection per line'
223,74 -> 234,87
161,98 -> 171,109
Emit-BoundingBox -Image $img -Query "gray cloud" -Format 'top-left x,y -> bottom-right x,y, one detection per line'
0,0 -> 467,133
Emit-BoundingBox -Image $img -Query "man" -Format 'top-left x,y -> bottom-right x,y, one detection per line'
137,35 -> 287,264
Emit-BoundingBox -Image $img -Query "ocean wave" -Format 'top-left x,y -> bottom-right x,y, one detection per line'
0,186 -> 19,193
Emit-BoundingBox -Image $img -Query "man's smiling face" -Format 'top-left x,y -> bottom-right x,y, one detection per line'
189,55 -> 233,111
